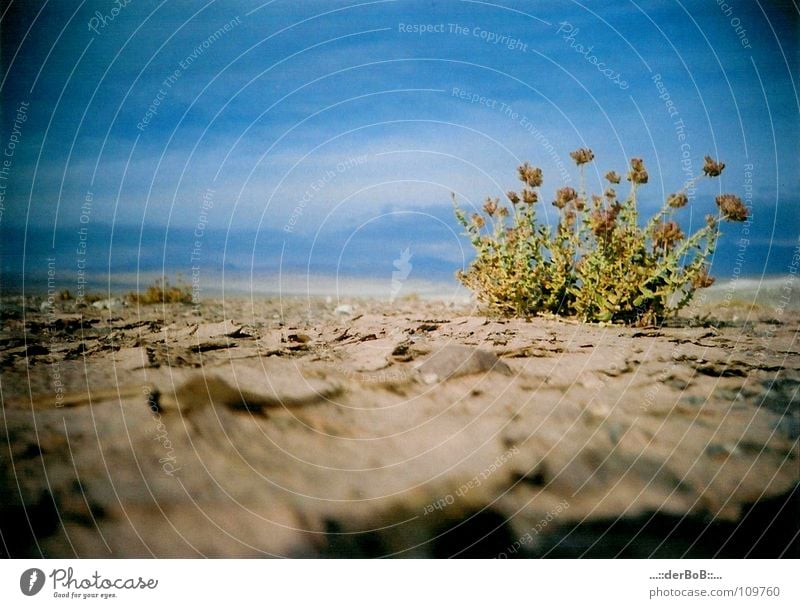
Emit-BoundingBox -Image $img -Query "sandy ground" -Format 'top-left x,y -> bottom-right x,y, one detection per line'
1,294 -> 798,557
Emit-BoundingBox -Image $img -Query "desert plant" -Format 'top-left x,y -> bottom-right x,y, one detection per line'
127,277 -> 193,305
83,292 -> 105,304
454,150 -> 747,325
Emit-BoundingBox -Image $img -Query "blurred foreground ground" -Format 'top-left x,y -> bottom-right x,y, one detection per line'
1,294 -> 797,557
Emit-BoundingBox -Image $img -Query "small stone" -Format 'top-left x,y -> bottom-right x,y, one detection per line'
334,304 -> 354,317
91,298 -> 125,310
415,345 -> 511,383
421,373 -> 439,385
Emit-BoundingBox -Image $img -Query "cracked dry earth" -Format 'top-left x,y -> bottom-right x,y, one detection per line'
1,297 -> 798,557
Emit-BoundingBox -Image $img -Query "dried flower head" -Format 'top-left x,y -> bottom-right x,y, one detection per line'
484,197 -> 499,215
667,193 -> 688,208
518,163 -> 543,188
521,188 -> 538,204
505,191 -> 519,206
705,213 -> 717,229
605,171 -> 621,184
604,188 -> 617,200
627,158 -> 648,184
497,206 -> 509,218
703,156 -> 726,177
471,213 -> 485,229
589,203 -> 621,237
652,220 -> 684,250
570,148 -> 595,165
574,197 -> 586,211
692,266 -> 715,289
553,186 -> 578,209
715,194 -> 748,222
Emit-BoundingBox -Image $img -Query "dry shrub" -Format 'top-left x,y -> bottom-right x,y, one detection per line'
128,278 -> 193,305
454,151 -> 747,325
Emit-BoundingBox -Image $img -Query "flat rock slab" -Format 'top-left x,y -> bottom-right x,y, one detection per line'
337,338 -> 399,373
162,358 -> 343,413
113,346 -> 154,371
194,320 -> 250,340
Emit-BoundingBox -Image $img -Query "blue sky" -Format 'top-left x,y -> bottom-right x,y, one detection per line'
1,0 -> 798,291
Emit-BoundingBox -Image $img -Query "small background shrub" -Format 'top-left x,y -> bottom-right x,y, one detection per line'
454,150 -> 747,325
127,277 -> 193,305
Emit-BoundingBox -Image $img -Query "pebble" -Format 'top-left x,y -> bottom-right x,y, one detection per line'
91,298 -> 126,310
415,345 -> 511,383
334,304 -> 354,317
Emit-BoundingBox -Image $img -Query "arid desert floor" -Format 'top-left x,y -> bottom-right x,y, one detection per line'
1,294 -> 798,557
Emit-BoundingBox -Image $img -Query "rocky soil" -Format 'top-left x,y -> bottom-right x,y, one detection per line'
1,295 -> 797,557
